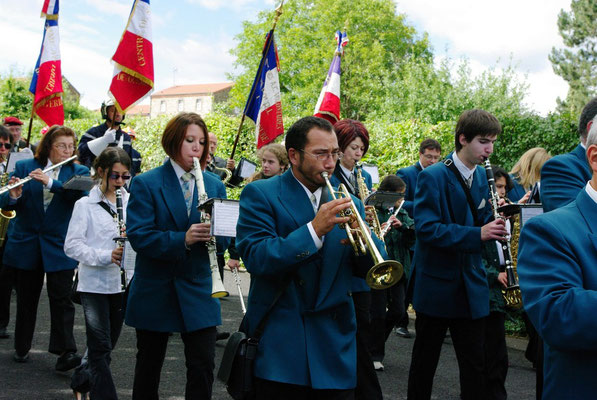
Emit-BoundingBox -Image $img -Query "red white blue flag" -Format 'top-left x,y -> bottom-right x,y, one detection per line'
314,31 -> 348,124
29,15 -> 64,127
243,30 -> 284,149
41,0 -> 59,19
109,0 -> 154,114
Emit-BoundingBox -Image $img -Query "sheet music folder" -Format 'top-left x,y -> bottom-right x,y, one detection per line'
63,175 -> 95,191
364,191 -> 404,209
202,198 -> 240,237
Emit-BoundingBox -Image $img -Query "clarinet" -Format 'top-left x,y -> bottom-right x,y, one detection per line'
193,157 -> 228,298
484,159 -> 522,309
114,187 -> 127,290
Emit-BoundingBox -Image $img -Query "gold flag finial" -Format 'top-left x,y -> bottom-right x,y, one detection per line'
272,0 -> 285,30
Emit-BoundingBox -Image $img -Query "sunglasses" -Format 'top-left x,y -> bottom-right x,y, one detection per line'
108,173 -> 131,181
1,143 -> 11,150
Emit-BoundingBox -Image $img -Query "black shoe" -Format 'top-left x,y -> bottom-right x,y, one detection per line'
0,327 -> 8,339
13,351 -> 29,363
216,330 -> 230,341
55,352 -> 82,372
395,327 -> 412,338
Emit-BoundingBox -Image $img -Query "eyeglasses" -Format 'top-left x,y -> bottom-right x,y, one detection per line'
53,143 -> 75,150
298,149 -> 343,162
422,154 -> 441,161
0,143 -> 11,150
109,173 -> 131,181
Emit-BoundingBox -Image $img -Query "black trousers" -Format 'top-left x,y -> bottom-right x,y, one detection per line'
132,327 -> 216,400
10,266 -> 76,356
352,291 -> 383,400
0,250 -> 14,329
254,378 -> 354,400
407,312 -> 486,400
484,311 -> 508,400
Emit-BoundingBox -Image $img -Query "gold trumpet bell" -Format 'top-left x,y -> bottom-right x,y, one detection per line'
366,260 -> 403,290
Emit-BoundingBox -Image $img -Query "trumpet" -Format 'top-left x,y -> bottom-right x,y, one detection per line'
193,157 -> 229,298
321,172 -> 403,289
378,198 -> 405,240
0,155 -> 77,195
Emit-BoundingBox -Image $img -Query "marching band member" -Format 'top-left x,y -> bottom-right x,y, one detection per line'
0,125 -> 14,340
407,110 -> 507,400
508,147 -> 551,203
125,112 -> 228,399
64,147 -> 132,400
0,125 -> 89,369
328,119 -> 382,398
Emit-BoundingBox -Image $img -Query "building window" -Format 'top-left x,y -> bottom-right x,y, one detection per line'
196,98 -> 202,112
160,100 -> 166,113
178,99 -> 184,112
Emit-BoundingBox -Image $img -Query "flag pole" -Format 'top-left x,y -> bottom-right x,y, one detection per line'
25,114 -> 34,147
229,0 -> 284,160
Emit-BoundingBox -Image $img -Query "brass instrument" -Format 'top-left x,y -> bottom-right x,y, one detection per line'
0,170 -> 15,246
355,163 -> 382,238
378,198 -> 405,240
0,155 -> 77,195
321,171 -> 403,289
208,156 -> 232,185
193,157 -> 229,298
484,160 -> 523,309
113,187 -> 128,290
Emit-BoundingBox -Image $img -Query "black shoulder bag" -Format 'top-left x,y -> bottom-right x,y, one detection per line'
217,274 -> 294,400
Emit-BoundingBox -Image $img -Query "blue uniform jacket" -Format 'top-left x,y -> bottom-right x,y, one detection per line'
125,160 -> 229,333
507,174 -> 527,203
236,169 -> 384,389
396,163 -> 422,217
0,158 -> 89,272
330,163 -> 373,293
410,154 -> 493,319
518,189 -> 597,399
541,144 -> 591,212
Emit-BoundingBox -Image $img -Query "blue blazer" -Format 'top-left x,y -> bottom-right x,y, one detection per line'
0,158 -> 89,272
396,163 -> 422,217
518,189 -> 597,399
236,169 -> 381,389
125,160 -> 228,333
507,174 -> 527,203
541,144 -> 591,212
329,163 -> 373,293
410,154 -> 493,319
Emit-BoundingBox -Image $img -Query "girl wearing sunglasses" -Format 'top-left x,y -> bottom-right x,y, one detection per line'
64,147 -> 132,400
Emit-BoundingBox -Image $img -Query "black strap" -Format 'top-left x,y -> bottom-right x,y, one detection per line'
443,159 -> 480,226
252,273 -> 295,340
97,201 -> 117,219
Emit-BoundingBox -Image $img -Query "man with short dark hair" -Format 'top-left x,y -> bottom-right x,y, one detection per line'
540,97 -> 596,211
396,138 -> 441,218
236,116 -> 385,399
407,109 -> 508,400
518,122 -> 597,399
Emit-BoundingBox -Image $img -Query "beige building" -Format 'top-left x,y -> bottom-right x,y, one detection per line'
149,82 -> 234,118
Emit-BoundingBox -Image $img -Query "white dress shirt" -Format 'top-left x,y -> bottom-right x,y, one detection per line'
452,152 -> 476,183
586,181 -> 597,204
64,185 -> 131,294
170,159 -> 195,200
290,169 -> 324,249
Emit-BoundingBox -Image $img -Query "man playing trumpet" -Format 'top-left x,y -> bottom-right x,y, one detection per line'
236,116 -> 386,399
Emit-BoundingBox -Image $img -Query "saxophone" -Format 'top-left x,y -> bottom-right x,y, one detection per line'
484,160 -> 523,309
193,157 -> 228,298
0,170 -> 16,246
356,163 -> 383,238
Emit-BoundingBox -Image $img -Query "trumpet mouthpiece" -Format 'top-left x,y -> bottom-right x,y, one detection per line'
321,171 -> 329,179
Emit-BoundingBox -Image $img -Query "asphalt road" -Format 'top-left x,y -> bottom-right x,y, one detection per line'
0,270 -> 537,399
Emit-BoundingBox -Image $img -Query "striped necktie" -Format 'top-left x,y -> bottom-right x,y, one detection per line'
181,172 -> 193,215
43,168 -> 59,211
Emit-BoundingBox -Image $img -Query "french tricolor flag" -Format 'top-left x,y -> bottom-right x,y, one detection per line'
29,17 -> 64,127
314,31 -> 348,124
244,30 -> 284,149
41,0 -> 59,19
109,0 -> 154,114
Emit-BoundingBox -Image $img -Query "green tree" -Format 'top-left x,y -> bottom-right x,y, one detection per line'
228,0 -> 432,121
549,0 -> 597,114
0,76 -> 32,120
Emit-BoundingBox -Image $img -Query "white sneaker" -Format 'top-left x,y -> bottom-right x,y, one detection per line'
373,361 -> 384,371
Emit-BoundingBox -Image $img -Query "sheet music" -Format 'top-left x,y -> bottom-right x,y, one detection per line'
238,159 -> 257,179
211,199 -> 240,237
6,151 -> 34,174
520,206 -> 543,226
123,241 -> 136,284
362,163 -> 380,184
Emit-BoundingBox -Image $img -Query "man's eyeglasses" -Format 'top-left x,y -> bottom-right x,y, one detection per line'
109,173 -> 131,181
422,154 -> 440,161
0,143 -> 11,150
298,149 -> 343,162
53,143 -> 75,151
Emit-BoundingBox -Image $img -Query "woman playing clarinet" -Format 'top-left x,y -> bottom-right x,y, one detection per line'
125,112 -> 228,399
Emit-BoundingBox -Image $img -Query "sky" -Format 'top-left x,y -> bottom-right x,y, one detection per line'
0,0 -> 571,115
